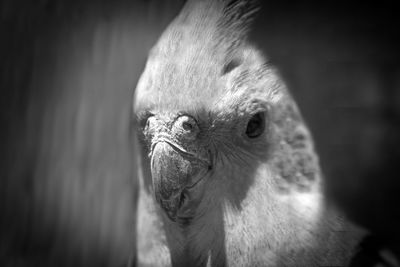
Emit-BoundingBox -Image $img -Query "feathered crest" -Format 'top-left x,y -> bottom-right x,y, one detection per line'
219,0 -> 260,37
175,0 -> 260,46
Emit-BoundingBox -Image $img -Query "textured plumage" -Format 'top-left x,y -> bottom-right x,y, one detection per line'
133,1 -> 363,266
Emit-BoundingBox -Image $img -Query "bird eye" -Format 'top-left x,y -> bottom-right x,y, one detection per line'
143,117 -> 150,129
245,112 -> 265,138
137,111 -> 154,130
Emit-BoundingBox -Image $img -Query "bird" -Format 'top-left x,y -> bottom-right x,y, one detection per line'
132,0 -> 364,266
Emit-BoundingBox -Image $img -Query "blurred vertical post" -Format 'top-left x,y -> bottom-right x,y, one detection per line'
0,0 -> 183,266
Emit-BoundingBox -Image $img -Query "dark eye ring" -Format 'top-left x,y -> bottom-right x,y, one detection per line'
245,112 -> 265,138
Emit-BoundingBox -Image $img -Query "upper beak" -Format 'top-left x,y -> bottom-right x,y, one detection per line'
150,140 -> 209,221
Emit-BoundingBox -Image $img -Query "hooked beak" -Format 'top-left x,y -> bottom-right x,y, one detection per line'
150,141 -> 210,222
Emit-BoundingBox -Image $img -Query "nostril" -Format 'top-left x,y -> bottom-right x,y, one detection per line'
182,121 -> 193,131
178,192 -> 186,207
175,115 -> 198,134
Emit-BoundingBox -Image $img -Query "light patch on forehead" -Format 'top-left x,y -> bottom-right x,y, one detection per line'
135,38 -> 286,116
135,54 -> 223,113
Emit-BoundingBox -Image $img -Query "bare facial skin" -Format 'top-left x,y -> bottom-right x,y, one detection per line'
133,1 -> 364,266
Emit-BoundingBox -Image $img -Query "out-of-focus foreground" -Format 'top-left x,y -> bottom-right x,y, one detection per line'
0,1 -> 399,266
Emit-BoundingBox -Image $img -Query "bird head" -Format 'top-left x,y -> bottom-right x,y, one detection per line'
133,0 -> 319,226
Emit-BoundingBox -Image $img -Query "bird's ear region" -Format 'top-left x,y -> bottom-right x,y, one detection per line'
269,99 -> 320,192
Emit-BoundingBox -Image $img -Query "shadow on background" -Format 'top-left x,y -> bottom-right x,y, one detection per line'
1,0 -> 400,266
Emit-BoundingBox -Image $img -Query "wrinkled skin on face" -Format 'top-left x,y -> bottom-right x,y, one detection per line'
133,1 -> 364,267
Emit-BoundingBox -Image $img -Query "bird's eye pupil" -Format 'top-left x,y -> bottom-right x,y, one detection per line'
246,112 -> 265,138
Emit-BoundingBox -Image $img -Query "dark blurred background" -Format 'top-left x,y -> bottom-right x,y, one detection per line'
251,1 -> 400,253
0,0 -> 399,266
